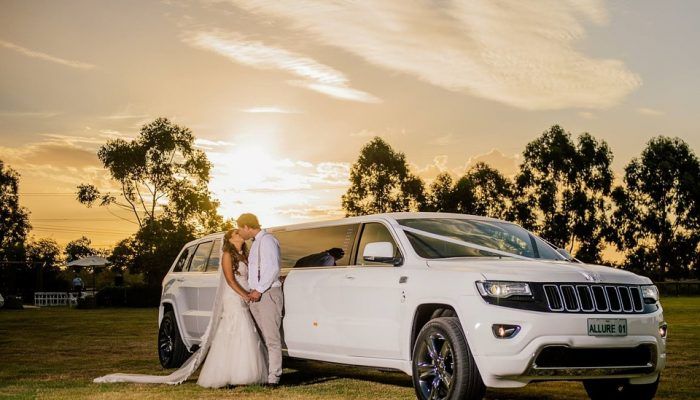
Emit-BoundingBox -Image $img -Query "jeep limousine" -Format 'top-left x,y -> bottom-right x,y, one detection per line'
158,212 -> 666,400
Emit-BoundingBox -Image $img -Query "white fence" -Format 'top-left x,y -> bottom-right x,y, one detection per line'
34,292 -> 89,307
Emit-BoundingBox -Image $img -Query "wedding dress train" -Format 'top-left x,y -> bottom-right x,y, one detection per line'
94,245 -> 267,387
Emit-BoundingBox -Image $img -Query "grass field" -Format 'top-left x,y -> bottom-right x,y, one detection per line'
1,297 -> 699,400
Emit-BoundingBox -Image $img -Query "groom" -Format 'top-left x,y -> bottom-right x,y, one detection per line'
236,213 -> 284,386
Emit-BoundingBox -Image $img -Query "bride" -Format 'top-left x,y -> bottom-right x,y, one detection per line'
94,229 -> 268,387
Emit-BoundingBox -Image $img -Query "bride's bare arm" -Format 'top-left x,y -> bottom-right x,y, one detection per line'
222,252 -> 250,300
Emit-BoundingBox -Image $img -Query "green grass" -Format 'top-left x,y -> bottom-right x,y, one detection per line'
1,298 -> 698,399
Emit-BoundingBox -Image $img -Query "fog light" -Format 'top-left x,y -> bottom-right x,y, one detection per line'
492,324 -> 521,339
659,323 -> 668,338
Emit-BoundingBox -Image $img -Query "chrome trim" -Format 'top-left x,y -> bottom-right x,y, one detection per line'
591,285 -> 609,312
543,284 -> 564,311
560,285 -> 580,312
576,285 -> 595,312
620,286 -> 634,312
630,286 -> 644,312
524,344 -> 658,379
606,286 -> 622,312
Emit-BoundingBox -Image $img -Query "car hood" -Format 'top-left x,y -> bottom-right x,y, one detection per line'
426,258 -> 651,285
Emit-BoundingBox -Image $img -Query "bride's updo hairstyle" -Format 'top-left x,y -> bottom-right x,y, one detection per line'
223,229 -> 249,275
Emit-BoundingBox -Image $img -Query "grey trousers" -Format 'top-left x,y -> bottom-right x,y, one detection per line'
249,286 -> 284,384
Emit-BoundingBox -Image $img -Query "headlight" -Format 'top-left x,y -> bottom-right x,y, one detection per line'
476,281 -> 532,298
641,285 -> 660,303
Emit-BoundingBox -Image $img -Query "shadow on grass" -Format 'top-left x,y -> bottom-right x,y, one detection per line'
282,358 -> 413,388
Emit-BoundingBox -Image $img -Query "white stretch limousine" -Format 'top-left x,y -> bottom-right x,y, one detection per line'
158,213 -> 666,400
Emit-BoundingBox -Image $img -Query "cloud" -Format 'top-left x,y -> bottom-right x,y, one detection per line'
182,30 -> 381,103
578,111 -> 596,119
241,106 -> 300,114
414,149 -> 521,183
636,107 -> 665,116
428,134 -> 455,146
0,110 -> 61,118
0,39 -> 95,70
226,0 -> 640,110
458,149 -> 521,177
1,135 -> 101,169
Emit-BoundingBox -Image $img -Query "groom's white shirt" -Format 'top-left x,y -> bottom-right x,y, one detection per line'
248,229 -> 282,293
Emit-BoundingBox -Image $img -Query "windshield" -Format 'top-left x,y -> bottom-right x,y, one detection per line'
397,218 -> 563,260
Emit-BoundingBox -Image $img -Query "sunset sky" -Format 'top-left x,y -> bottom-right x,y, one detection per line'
1,0 -> 699,249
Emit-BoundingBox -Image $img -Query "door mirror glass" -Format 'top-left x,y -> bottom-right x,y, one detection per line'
363,242 -> 395,263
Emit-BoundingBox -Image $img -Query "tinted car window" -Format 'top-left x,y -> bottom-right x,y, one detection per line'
398,218 -> 563,260
172,245 -> 194,272
205,239 -> 222,272
273,224 -> 359,268
188,241 -> 213,272
356,222 -> 401,266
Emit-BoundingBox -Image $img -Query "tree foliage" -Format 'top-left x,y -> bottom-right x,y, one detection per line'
0,160 -> 30,262
611,137 -> 700,280
76,118 -> 226,287
426,163 -> 513,220
515,125 -> 613,262
77,117 -> 222,232
64,236 -> 97,263
342,137 -> 425,216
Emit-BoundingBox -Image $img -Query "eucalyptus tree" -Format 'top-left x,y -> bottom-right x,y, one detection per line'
612,136 -> 700,280
515,125 -> 614,263
342,137 -> 425,216
0,160 -> 30,262
76,118 -> 224,286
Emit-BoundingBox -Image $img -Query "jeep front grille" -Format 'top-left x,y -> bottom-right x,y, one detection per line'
542,284 -> 645,314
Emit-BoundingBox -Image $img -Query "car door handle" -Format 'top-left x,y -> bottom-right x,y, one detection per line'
344,275 -> 356,280
175,278 -> 185,282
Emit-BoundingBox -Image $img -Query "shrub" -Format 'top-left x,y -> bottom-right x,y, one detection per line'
1,295 -> 24,310
76,295 -> 97,309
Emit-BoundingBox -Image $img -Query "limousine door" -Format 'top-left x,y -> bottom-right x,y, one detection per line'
331,222 -> 405,359
177,240 -> 219,344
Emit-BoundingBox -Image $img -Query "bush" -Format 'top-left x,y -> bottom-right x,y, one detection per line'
76,295 -> 97,309
1,295 -> 24,310
125,285 -> 160,308
95,285 -> 160,308
96,286 -> 126,307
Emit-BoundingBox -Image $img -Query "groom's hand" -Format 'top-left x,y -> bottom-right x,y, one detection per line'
249,290 -> 262,302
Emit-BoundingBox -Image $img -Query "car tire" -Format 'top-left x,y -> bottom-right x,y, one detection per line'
412,317 -> 485,400
158,309 -> 190,368
584,375 -> 660,400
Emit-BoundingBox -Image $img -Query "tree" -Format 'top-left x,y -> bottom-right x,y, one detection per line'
515,125 -> 614,263
425,173 -> 462,212
76,118 -> 225,287
425,163 -> 514,220
0,160 -> 30,262
611,136 -> 700,280
460,162 -> 514,220
25,237 -> 64,291
77,117 -> 222,232
64,236 -> 97,262
342,137 -> 425,216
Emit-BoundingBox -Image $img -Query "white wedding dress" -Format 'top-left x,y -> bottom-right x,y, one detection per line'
197,260 -> 267,387
94,246 -> 267,388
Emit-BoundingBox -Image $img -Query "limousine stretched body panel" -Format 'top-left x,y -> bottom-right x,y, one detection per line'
158,212 -> 666,400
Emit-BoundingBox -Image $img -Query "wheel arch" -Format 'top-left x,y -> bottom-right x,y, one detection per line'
410,302 -> 461,359
159,300 -> 190,349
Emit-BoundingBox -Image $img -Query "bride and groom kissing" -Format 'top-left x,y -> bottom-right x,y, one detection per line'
95,213 -> 284,388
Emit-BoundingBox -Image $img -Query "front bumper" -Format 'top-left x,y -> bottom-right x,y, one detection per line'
458,295 -> 666,388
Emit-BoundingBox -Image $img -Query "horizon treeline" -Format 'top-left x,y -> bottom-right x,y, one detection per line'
1,121 -> 698,295
342,125 -> 700,281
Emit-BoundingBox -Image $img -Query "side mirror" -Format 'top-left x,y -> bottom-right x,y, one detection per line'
556,248 -> 574,261
363,242 -> 396,264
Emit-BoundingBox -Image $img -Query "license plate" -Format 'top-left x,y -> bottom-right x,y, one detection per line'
587,318 -> 627,336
